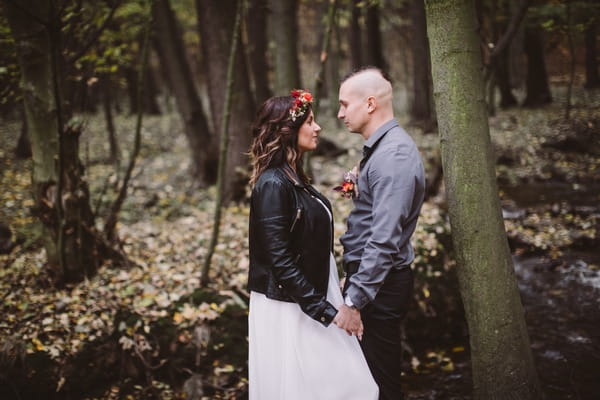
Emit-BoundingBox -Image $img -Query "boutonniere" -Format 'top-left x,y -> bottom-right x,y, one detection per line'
333,166 -> 359,199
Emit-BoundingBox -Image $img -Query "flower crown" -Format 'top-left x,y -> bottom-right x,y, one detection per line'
289,89 -> 313,121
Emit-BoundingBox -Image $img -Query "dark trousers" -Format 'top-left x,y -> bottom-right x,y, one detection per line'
345,264 -> 414,400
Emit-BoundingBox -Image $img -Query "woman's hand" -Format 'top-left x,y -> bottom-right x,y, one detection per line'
333,305 -> 363,340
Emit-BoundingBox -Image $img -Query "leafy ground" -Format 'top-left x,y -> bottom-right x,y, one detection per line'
1,87 -> 599,399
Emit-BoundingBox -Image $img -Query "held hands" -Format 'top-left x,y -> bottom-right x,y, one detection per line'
333,305 -> 363,340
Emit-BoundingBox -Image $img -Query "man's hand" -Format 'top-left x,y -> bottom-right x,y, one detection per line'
333,305 -> 363,340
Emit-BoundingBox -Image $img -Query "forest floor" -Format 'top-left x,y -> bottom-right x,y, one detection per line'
1,89 -> 599,399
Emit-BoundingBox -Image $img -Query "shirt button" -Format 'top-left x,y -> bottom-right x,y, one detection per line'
320,317 -> 326,322
278,285 -> 282,289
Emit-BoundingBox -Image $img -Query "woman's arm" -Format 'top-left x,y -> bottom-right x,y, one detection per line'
252,178 -> 337,326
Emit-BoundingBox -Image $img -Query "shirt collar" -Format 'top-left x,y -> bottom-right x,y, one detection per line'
364,119 -> 398,150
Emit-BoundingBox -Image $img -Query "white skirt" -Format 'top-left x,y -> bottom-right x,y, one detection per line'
248,253 -> 379,400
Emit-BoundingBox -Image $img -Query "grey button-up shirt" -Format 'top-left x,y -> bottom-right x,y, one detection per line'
341,119 -> 425,309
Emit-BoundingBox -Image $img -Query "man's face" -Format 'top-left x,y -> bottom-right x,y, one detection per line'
337,80 -> 369,134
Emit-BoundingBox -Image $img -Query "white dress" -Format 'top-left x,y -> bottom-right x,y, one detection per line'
248,199 -> 378,400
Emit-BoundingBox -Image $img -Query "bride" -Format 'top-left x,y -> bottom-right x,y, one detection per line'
247,89 -> 378,399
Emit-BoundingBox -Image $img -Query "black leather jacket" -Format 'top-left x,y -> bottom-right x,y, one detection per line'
248,166 -> 338,326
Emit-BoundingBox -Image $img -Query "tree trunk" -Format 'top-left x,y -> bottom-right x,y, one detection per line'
101,76 -> 120,166
496,47 -> 518,108
584,21 -> 599,89
365,1 -> 386,74
125,62 -> 161,115
104,13 -> 151,244
202,0 -> 244,287
523,26 -> 552,106
410,0 -> 434,124
125,66 -> 138,114
327,20 -> 342,120
6,1 -> 103,285
196,0 -> 255,202
247,0 -> 272,106
312,0 -> 338,116
269,0 -> 301,93
425,1 -> 542,399
15,103 -> 32,159
564,1 -> 575,120
495,0 -> 518,108
349,0 -> 363,69
144,64 -> 162,115
153,0 -> 216,184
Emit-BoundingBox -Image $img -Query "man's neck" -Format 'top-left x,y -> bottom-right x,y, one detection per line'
361,113 -> 394,140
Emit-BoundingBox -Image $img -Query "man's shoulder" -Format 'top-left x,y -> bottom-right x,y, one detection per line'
375,126 -> 419,157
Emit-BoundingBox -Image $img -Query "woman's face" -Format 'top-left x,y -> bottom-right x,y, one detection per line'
297,111 -> 321,153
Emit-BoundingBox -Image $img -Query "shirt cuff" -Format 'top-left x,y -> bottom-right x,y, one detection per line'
344,295 -> 355,308
346,285 -> 370,310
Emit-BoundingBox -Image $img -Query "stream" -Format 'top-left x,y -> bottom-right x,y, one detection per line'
405,181 -> 600,399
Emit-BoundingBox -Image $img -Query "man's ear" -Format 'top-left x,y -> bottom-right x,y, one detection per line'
366,96 -> 377,113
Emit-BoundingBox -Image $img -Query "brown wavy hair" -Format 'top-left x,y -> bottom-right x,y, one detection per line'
249,95 -> 311,186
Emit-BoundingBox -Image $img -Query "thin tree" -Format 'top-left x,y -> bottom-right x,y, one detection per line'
584,19 -> 599,89
201,0 -> 244,287
104,3 -> 152,243
425,0 -> 542,398
349,0 -> 363,69
15,102 -> 32,159
564,1 -> 575,120
410,0 -> 434,127
101,76 -> 120,167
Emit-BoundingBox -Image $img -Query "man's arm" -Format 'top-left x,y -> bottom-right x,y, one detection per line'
345,144 -> 421,309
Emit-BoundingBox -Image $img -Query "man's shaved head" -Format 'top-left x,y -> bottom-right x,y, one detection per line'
340,67 -> 393,105
337,67 -> 395,139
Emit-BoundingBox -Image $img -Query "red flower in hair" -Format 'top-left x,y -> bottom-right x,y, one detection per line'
289,89 -> 313,121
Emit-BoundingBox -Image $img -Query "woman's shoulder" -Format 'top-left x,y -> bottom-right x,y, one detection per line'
253,167 -> 289,191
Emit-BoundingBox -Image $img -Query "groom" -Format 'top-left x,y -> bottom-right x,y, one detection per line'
334,67 -> 425,400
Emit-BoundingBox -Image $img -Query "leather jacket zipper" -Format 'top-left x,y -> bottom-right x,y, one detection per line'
290,208 -> 302,232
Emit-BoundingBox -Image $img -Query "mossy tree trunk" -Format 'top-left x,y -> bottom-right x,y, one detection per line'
6,0 -> 103,284
424,1 -> 542,398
